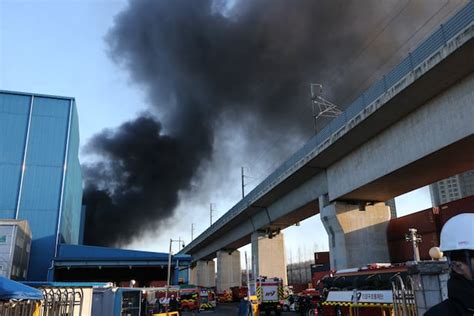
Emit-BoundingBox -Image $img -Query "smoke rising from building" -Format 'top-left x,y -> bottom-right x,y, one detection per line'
82,0 -> 447,246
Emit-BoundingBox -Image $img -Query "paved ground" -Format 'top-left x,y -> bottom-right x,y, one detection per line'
182,302 -> 300,316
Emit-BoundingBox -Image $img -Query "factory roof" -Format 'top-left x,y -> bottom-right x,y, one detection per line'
55,244 -> 191,268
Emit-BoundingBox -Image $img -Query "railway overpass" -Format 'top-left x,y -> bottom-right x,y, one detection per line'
180,2 -> 474,288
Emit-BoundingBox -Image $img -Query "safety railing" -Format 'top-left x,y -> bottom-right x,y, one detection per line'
392,275 -> 418,316
184,1 -> 474,251
0,300 -> 40,316
40,287 -> 83,316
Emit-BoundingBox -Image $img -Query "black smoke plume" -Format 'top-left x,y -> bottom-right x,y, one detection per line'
83,0 -> 443,246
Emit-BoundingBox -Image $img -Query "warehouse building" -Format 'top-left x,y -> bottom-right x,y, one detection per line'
0,90 -> 83,280
0,90 -> 191,285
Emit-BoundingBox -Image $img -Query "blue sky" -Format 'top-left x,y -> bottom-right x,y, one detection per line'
0,0 -> 436,262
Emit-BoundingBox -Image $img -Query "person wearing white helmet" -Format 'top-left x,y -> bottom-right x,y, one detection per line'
425,213 -> 474,316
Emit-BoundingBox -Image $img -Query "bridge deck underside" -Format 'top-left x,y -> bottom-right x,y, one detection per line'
342,135 -> 474,201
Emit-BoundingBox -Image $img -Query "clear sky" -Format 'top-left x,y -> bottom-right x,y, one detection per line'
0,0 -> 440,264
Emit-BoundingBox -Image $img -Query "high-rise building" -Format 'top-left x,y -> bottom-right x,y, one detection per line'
430,170 -> 474,206
385,199 -> 397,219
0,90 -> 83,280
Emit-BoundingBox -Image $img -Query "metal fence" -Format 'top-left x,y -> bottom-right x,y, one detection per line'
40,287 -> 84,316
0,300 -> 39,316
392,275 -> 418,316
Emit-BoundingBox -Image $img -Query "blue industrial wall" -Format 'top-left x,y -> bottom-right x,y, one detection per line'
60,101 -> 83,245
0,91 -> 83,280
20,96 -> 69,280
0,94 -> 30,217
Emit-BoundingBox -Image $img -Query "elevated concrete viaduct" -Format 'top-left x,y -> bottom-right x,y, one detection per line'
181,3 -> 474,286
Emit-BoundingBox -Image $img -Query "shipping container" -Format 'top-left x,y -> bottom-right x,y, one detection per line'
439,195 -> 474,226
388,232 -> 439,263
387,208 -> 438,241
314,252 -> 330,265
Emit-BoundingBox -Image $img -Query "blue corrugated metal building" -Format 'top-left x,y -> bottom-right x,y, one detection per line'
0,90 -> 83,280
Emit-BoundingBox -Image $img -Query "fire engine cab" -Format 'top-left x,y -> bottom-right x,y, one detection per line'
319,263 -> 408,316
255,276 -> 284,316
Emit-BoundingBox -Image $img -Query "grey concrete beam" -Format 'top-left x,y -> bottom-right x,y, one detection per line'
328,72 -> 474,201
189,172 -> 327,261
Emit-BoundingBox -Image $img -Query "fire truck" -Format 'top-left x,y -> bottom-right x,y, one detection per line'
217,290 -> 233,303
198,288 -> 216,310
179,287 -> 200,312
255,276 -> 284,315
319,263 -> 409,316
178,286 -> 216,312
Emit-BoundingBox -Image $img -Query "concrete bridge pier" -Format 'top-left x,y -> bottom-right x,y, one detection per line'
216,250 -> 242,293
320,197 -> 391,270
251,231 -> 288,284
189,260 -> 215,287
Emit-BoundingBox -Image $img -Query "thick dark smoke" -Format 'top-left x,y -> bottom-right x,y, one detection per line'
83,0 -> 442,246
83,114 -> 211,246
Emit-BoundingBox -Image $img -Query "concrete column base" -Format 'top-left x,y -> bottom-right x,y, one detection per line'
320,199 -> 391,270
216,250 -> 242,293
189,260 -> 215,287
251,231 -> 287,284
408,261 -> 449,315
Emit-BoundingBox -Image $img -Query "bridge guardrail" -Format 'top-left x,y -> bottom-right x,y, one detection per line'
183,1 -> 474,252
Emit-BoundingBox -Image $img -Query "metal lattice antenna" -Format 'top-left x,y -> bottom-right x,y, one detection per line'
310,84 -> 342,133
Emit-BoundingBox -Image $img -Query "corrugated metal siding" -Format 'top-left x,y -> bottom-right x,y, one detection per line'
20,166 -> 62,231
28,235 -> 55,281
0,93 -> 30,213
0,91 -> 83,281
25,98 -> 69,166
20,96 -> 70,280
60,102 -> 83,245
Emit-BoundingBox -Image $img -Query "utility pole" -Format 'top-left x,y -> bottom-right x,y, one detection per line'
210,203 -> 215,226
167,238 -> 185,299
191,223 -> 194,241
166,238 -> 173,299
245,251 -> 251,297
241,166 -> 245,198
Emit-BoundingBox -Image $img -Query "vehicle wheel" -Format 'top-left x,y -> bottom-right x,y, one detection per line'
283,305 -> 289,312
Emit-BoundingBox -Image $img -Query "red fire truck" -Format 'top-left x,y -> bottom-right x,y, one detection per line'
319,263 -> 408,316
179,286 -> 216,312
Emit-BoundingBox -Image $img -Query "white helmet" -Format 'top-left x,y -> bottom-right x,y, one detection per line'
440,213 -> 474,252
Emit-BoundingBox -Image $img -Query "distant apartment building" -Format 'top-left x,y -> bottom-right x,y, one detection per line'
430,170 -> 474,206
385,199 -> 397,219
0,90 -> 83,280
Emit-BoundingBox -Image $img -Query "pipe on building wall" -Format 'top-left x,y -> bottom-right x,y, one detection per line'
15,96 -> 35,219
